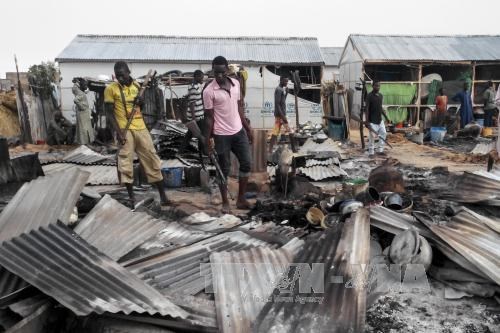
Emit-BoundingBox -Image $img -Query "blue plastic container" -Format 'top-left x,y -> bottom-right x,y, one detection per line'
430,127 -> 447,143
328,119 -> 345,140
475,119 -> 484,127
162,167 -> 183,188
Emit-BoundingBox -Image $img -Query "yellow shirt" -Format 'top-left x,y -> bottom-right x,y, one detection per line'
104,81 -> 146,130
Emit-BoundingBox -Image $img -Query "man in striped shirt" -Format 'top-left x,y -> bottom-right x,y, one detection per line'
180,70 -> 205,153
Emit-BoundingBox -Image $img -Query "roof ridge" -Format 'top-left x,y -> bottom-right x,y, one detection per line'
350,33 -> 500,38
76,34 -> 319,40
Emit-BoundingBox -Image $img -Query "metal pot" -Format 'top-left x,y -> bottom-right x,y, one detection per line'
306,207 -> 325,226
339,200 -> 364,215
354,186 -> 380,204
384,193 -> 403,210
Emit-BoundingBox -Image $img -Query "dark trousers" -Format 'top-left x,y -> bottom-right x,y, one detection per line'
214,128 -> 252,178
484,109 -> 496,127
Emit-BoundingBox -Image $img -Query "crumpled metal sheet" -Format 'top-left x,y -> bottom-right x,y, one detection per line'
415,211 -> 500,286
62,145 -> 116,165
0,169 -> 89,243
0,266 -> 28,299
299,138 -> 348,160
254,209 -> 371,333
74,195 -> 165,261
126,231 -> 272,297
441,171 -> 500,205
470,141 -> 495,155
42,163 -> 119,185
298,165 -> 347,181
304,157 -> 339,167
182,213 -> 243,232
0,222 -> 188,318
210,238 -> 304,333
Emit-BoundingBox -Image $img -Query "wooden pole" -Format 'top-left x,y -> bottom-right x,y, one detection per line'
471,63 -> 476,102
168,74 -> 176,120
14,55 -> 32,144
416,64 -> 422,129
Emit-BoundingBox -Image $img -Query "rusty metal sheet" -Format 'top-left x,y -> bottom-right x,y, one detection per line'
0,169 -> 89,243
441,171 -> 500,205
0,222 -> 188,318
42,163 -> 119,185
210,238 -> 304,333
126,231 -> 272,297
62,145 -> 116,165
415,211 -> 500,285
254,208 -> 371,333
74,195 -> 165,261
471,141 -> 495,155
0,266 -> 28,300
299,138 -> 348,160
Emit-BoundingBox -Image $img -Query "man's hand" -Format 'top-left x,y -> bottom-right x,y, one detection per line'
134,96 -> 144,107
246,128 -> 254,144
118,132 -> 127,145
207,138 -> 215,154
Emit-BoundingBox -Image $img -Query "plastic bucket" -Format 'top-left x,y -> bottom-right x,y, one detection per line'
430,127 -> 446,143
162,167 -> 183,188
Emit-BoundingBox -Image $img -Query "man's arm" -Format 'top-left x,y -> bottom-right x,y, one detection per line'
364,93 -> 370,122
105,102 -> 124,144
204,108 -> 215,153
238,100 -> 253,143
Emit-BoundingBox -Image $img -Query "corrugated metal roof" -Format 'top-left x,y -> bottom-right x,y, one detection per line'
210,238 -> 304,333
441,171 -> 500,205
126,231 -> 271,297
299,138 -> 348,160
56,35 -> 324,65
0,222 -> 188,318
304,157 -> 339,167
415,211 -> 500,285
182,213 -> 243,232
470,141 -> 496,155
321,47 -> 343,66
74,195 -> 165,261
0,169 -> 89,243
42,163 -> 119,185
254,209 -> 371,332
298,165 -> 347,180
350,34 -> 500,62
62,145 -> 116,165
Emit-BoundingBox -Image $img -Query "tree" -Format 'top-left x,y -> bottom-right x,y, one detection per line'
27,62 -> 58,99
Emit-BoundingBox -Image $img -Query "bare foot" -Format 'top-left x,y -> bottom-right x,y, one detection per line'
221,202 -> 232,214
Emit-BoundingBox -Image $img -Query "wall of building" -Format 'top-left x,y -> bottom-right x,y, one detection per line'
322,66 -> 339,82
58,62 -> 323,128
339,40 -> 363,118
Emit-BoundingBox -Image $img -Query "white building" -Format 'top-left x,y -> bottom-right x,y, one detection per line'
55,35 -> 325,129
320,47 -> 342,82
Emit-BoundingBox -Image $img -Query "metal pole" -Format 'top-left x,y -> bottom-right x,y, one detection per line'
14,55 -> 32,144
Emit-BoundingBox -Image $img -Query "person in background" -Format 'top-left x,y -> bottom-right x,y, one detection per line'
180,70 -> 205,153
452,82 -> 474,129
204,56 -> 253,213
269,76 -> 294,154
365,81 -> 390,157
72,78 -> 95,145
483,81 -> 498,127
434,88 -> 448,127
47,111 -> 74,145
104,61 -> 169,208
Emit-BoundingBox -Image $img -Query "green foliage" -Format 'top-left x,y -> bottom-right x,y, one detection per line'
28,62 -> 58,99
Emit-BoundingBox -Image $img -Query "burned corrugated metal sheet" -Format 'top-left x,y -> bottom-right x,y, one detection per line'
210,238 -> 304,333
56,35 -> 324,65
4,303 -> 51,333
240,223 -> 309,246
304,157 -> 339,167
8,295 -> 49,318
350,34 -> 500,62
0,222 -> 188,318
298,165 -> 347,181
126,231 -> 271,297
441,171 -> 500,205
0,266 -> 28,299
182,213 -> 243,232
415,211 -> 500,285
369,206 -> 488,278
470,141 -> 495,155
254,209 -> 371,333
0,169 -> 89,243
299,138 -> 348,160
74,195 -> 165,261
42,163 -> 119,185
62,145 -> 116,165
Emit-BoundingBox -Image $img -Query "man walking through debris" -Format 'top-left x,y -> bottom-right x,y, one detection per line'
483,81 -> 498,127
180,70 -> 205,153
104,61 -> 169,208
365,81 -> 389,156
203,56 -> 253,213
269,75 -> 295,154
452,82 -> 474,129
72,78 -> 95,145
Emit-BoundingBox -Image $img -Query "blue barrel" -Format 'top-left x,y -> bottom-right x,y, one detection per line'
430,127 -> 447,143
162,167 -> 183,188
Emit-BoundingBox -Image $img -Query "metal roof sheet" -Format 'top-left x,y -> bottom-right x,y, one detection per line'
441,171 -> 500,205
0,169 -> 89,243
349,34 -> 500,62
415,211 -> 500,285
210,238 -> 304,333
42,163 -> 119,185
56,35 -> 324,65
126,231 -> 271,297
62,145 -> 116,165
0,222 -> 188,318
0,266 -> 28,299
255,209 -> 371,332
299,138 -> 348,160
298,165 -> 347,180
74,195 -> 165,261
470,141 -> 496,155
321,47 -> 343,66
